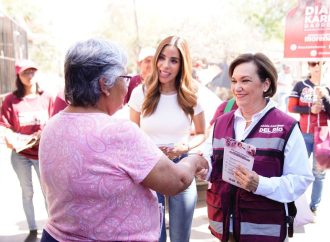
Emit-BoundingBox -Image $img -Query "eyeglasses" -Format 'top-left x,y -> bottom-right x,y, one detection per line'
117,75 -> 132,86
308,62 -> 325,67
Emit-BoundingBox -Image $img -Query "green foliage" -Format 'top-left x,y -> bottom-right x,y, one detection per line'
1,0 -> 61,73
237,0 -> 297,40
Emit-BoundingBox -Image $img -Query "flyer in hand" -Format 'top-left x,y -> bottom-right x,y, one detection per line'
12,133 -> 40,153
222,137 -> 256,189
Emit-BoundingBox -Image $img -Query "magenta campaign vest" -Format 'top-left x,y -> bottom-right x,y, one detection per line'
207,107 -> 297,242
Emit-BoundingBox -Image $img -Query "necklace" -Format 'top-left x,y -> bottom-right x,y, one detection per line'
245,120 -> 252,123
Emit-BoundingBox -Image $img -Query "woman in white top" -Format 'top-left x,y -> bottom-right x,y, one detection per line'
129,36 -> 206,242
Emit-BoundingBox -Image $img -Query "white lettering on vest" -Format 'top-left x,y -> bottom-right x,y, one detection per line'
259,124 -> 284,134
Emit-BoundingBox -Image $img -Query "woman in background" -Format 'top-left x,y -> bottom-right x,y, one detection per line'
0,60 -> 53,240
288,61 -> 330,214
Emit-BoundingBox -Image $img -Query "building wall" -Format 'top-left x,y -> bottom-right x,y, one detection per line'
0,12 -> 28,98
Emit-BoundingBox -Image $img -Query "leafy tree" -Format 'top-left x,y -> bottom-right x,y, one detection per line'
237,0 -> 297,40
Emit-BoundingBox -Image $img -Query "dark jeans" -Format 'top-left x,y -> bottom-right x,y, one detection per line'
41,230 -> 59,242
302,133 -> 326,210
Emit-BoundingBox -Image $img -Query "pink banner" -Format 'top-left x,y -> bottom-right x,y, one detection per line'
284,0 -> 330,59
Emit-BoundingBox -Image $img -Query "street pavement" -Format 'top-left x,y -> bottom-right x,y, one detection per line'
0,144 -> 328,242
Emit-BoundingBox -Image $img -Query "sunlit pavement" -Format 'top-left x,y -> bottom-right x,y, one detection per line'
0,146 -> 46,242
0,144 -> 328,242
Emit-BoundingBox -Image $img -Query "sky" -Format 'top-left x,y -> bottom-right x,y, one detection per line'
29,0 -> 228,50
41,0 -> 109,49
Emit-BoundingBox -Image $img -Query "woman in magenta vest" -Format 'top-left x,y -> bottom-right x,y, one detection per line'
206,53 -> 314,242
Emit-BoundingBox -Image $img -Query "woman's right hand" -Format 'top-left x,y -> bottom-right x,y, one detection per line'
185,154 -> 209,179
3,128 -> 15,149
311,103 -> 323,114
142,154 -> 209,196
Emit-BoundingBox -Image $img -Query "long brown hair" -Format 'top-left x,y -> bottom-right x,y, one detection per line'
13,75 -> 43,99
142,36 -> 197,119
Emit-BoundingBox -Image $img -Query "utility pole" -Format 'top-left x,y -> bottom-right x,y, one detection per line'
133,0 -> 140,54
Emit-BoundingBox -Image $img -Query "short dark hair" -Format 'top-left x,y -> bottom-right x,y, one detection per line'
64,38 -> 127,107
228,53 -> 277,97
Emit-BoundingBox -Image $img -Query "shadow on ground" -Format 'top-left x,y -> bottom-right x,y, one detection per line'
0,233 -> 40,242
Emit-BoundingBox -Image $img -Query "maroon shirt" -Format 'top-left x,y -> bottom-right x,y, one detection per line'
51,90 -> 67,116
0,92 -> 54,159
124,75 -> 142,104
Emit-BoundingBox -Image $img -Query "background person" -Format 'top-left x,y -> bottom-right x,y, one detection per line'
51,89 -> 67,116
203,98 -> 238,142
207,53 -> 314,242
124,46 -> 155,104
209,98 -> 238,126
276,63 -> 294,112
38,38 -> 208,242
288,61 -> 330,215
0,59 -> 53,240
129,36 -> 206,242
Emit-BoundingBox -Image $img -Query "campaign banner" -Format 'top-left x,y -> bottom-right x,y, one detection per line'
284,1 -> 330,59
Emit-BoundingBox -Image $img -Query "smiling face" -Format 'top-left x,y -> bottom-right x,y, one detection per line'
231,62 -> 270,112
157,45 -> 181,90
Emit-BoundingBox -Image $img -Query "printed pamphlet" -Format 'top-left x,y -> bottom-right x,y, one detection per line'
222,137 -> 256,189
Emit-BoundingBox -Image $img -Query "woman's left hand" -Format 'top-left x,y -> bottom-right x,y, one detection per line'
162,143 -> 189,160
234,165 -> 259,192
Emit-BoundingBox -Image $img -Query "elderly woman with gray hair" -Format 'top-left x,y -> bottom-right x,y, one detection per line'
38,38 -> 209,242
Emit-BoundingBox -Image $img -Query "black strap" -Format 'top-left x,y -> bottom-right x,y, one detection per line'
287,201 -> 297,237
